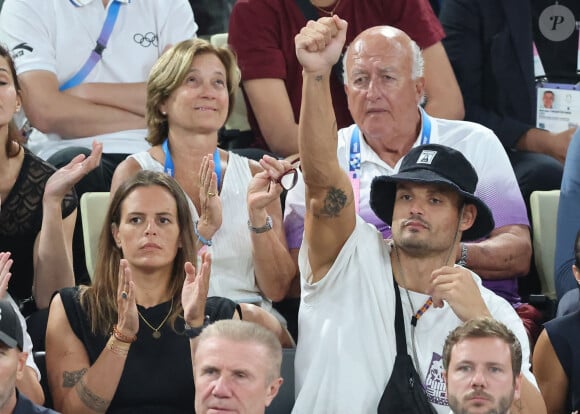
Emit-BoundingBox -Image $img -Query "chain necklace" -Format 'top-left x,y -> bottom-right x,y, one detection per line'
138,298 -> 173,339
311,0 -> 342,16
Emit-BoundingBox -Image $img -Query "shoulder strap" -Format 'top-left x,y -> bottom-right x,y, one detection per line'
59,0 -> 122,91
295,0 -> 319,21
392,277 -> 408,355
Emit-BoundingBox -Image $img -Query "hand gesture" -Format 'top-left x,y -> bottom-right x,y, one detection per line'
247,155 -> 294,212
44,140 -> 103,204
197,154 -> 222,238
182,252 -> 211,327
429,265 -> 490,322
0,252 -> 13,299
295,15 -> 348,74
116,259 -> 139,337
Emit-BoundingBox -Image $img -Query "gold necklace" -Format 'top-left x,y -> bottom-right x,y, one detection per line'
311,0 -> 342,16
138,298 -> 173,339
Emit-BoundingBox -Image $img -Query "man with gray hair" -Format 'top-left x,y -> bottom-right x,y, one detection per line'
193,320 -> 283,414
443,317 -> 523,414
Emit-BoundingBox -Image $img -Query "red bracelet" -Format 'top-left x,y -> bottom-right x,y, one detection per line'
112,324 -> 137,343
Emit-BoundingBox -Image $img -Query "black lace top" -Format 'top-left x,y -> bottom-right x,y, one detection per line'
0,148 -> 77,304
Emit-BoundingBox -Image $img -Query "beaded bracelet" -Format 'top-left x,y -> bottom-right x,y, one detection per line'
107,336 -> 130,357
194,220 -> 213,247
112,324 -> 137,343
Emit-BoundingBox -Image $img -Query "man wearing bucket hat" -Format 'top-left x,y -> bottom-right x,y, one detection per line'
283,16 -> 539,342
283,15 -> 546,413
0,300 -> 57,413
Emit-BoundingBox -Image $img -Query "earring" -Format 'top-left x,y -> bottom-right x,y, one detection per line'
161,111 -> 167,116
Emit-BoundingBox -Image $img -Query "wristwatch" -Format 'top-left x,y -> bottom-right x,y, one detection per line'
247,215 -> 273,233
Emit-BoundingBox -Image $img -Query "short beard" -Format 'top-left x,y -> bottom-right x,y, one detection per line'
447,394 -> 513,414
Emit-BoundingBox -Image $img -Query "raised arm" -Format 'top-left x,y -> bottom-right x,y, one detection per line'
295,16 -> 355,282
34,142 -> 102,308
247,157 -> 297,301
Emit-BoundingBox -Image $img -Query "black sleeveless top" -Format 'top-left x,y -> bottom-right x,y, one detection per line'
60,287 -> 239,414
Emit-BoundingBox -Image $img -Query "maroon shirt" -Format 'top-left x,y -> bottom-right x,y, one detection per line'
229,0 -> 445,153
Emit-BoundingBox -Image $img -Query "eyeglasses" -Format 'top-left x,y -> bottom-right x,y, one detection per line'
274,157 -> 300,191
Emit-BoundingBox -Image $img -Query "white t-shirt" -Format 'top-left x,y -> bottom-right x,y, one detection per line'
0,0 -> 197,158
293,217 -> 536,414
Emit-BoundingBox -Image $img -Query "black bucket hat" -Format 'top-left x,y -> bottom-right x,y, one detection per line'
369,144 -> 494,241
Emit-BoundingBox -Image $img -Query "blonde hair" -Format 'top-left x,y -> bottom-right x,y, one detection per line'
146,38 -> 241,146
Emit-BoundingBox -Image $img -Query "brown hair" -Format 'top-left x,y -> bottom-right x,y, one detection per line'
145,38 -> 241,146
79,170 -> 197,336
0,43 -> 23,158
442,317 -> 522,379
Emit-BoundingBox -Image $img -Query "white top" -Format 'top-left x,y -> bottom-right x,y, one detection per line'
284,114 -> 529,249
129,151 -> 280,317
0,0 -> 196,158
6,294 -> 40,379
293,217 -> 536,414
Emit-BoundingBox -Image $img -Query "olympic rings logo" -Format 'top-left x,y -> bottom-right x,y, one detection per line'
133,32 -> 158,47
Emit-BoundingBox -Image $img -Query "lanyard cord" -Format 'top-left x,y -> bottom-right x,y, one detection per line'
162,138 -> 222,191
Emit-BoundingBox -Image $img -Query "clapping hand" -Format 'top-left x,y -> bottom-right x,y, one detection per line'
182,252 -> 211,327
0,252 -> 13,299
44,140 -> 103,204
197,154 -> 222,239
116,259 -> 139,338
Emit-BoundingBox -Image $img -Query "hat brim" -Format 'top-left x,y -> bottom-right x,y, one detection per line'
0,331 -> 19,350
370,173 -> 495,241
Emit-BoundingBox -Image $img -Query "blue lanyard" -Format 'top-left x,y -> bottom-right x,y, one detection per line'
162,139 -> 222,190
348,108 -> 432,212
60,0 -> 122,91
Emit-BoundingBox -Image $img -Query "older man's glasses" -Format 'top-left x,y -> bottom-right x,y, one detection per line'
274,157 -> 300,191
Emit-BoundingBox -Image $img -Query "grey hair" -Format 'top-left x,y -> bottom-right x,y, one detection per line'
342,38 -> 425,84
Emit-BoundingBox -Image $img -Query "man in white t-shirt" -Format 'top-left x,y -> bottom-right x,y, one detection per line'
284,14 -> 539,342
443,317 -> 523,414
290,16 -> 546,413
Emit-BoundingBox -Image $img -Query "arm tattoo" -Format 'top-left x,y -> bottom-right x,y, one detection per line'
62,368 -> 88,388
315,75 -> 323,81
75,376 -> 110,413
315,187 -> 347,218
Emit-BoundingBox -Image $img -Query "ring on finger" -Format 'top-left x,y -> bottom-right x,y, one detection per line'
121,291 -> 128,299
207,191 -> 216,197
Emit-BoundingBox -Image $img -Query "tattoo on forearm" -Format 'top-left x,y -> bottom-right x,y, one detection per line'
62,368 -> 88,388
316,187 -> 347,218
315,75 -> 323,81
75,376 -> 110,413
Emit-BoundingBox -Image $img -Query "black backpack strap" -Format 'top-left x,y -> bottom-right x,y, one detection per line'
392,277 -> 408,355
